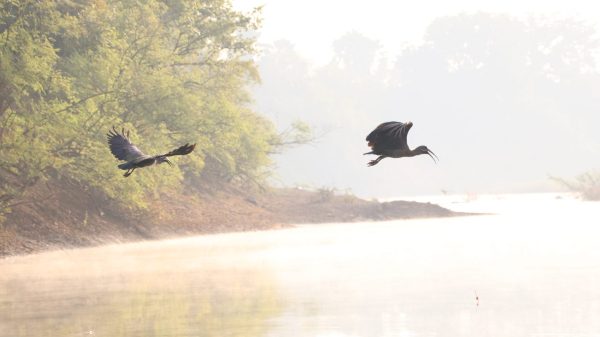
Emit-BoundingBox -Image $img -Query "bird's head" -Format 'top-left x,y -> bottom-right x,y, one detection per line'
415,145 -> 438,163
157,156 -> 173,167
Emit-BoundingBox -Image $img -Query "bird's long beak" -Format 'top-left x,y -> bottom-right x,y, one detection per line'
427,149 -> 439,163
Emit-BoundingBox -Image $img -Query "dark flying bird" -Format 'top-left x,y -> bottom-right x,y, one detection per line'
107,127 -> 195,177
364,121 -> 438,166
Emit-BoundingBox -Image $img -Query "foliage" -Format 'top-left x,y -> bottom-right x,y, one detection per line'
0,0 -> 277,219
551,171 -> 600,201
269,120 -> 315,153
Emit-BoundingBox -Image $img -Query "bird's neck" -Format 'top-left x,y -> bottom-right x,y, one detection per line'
407,149 -> 420,157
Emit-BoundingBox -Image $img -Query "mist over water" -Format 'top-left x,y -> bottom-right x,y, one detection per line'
2,193 -> 600,337
4,2 -> 600,336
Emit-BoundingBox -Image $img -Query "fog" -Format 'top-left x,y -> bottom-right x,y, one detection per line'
4,2 -> 600,336
3,194 -> 600,337
240,3 -> 600,197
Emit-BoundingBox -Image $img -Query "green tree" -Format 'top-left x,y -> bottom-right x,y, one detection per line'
0,0 -> 279,221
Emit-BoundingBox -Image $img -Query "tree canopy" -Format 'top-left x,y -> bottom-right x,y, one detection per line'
0,0 -> 280,220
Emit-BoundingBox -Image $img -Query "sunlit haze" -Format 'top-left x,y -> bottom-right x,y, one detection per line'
235,0 -> 600,65
3,2 -> 600,335
235,0 -> 600,197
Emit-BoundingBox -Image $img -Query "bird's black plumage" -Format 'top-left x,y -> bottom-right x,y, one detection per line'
364,121 -> 437,166
366,121 -> 413,152
106,127 -> 196,177
163,143 -> 196,157
107,127 -> 146,162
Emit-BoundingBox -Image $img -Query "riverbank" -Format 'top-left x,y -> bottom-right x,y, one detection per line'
0,180 -> 459,257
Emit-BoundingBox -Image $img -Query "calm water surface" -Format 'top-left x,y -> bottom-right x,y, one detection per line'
1,193 -> 600,337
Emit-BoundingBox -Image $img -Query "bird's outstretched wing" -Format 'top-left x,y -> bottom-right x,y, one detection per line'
162,143 -> 196,157
366,121 -> 413,150
106,127 -> 146,162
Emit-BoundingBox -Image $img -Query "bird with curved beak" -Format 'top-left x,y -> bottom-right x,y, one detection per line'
364,121 -> 438,166
107,127 -> 195,177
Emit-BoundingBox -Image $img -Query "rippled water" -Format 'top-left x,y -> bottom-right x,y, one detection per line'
1,193 -> 599,337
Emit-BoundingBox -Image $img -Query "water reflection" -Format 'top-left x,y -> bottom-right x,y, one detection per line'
1,193 -> 600,337
0,244 -> 282,337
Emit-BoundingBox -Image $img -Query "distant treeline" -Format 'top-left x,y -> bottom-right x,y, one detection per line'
254,14 -> 600,196
0,0 -> 304,222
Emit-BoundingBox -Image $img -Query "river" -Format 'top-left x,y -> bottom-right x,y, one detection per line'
1,193 -> 599,337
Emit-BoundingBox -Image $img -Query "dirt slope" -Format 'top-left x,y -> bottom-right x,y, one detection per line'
0,181 -> 457,257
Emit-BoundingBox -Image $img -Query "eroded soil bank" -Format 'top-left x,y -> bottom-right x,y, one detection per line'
1,181 -> 459,257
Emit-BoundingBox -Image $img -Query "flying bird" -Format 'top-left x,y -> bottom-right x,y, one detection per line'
107,127 -> 195,177
364,121 -> 438,166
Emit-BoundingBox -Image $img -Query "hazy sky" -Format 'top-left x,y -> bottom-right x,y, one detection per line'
232,0 -> 600,197
234,0 -> 600,65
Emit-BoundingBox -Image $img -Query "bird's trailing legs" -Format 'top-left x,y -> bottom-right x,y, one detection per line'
123,168 -> 135,177
367,156 -> 385,167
